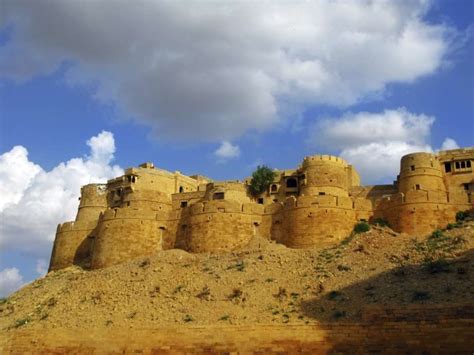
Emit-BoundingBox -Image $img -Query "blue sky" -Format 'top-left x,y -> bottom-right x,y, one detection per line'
0,0 -> 473,296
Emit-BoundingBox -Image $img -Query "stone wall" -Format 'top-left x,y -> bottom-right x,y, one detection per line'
2,304 -> 472,353
175,200 -> 263,252
90,209 -> 169,269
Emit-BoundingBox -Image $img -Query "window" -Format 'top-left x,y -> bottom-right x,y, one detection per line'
286,178 -> 297,188
180,201 -> 188,208
415,184 -> 420,190
444,162 -> 451,173
464,184 -> 470,191
319,192 -> 326,196
179,186 -> 184,193
410,165 -> 415,171
213,192 -> 224,200
461,161 -> 466,169
468,161 -> 472,168
270,184 -> 278,192
455,161 -> 460,169
257,198 -> 264,204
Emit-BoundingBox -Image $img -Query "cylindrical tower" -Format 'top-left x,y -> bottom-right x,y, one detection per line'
75,184 -> 108,222
299,155 -> 350,197
398,152 -> 446,193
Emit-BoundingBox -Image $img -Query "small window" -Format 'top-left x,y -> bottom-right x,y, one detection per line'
180,201 -> 188,208
415,184 -> 420,190
179,186 -> 184,193
213,192 -> 225,200
410,165 -> 415,171
319,192 -> 326,196
257,198 -> 264,204
131,176 -> 136,183
467,161 -> 472,168
271,184 -> 278,192
444,162 -> 452,173
463,184 -> 469,191
286,178 -> 297,188
455,162 -> 460,169
116,188 -> 122,196
461,161 -> 466,169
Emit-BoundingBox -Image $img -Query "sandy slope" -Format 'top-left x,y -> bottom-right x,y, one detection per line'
1,221 -> 472,331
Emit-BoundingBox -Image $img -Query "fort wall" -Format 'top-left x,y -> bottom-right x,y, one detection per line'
90,208 -> 170,269
49,220 -> 98,271
175,200 -> 263,252
278,195 -> 356,247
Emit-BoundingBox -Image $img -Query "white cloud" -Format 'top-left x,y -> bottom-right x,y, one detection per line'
0,131 -> 122,258
35,259 -> 48,277
311,108 -> 455,184
0,268 -> 24,297
0,0 -> 454,141
440,137 -> 460,150
214,141 -> 241,161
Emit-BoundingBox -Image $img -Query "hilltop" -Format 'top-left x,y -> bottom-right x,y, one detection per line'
1,219 -> 472,331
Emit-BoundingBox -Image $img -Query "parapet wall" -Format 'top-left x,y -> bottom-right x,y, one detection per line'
75,184 -> 107,223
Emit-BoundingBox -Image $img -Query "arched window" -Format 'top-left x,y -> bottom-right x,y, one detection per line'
179,186 -> 184,193
286,178 -> 297,188
271,184 -> 278,192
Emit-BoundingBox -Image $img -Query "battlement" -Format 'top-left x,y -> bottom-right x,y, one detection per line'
301,154 -> 349,167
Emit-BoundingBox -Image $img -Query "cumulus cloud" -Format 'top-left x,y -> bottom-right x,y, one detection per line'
0,268 -> 24,297
214,141 -> 241,161
0,0 -> 454,141
440,137 -> 460,151
310,108 -> 455,183
0,131 -> 122,258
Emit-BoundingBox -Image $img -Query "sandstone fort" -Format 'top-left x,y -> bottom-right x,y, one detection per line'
49,147 -> 474,271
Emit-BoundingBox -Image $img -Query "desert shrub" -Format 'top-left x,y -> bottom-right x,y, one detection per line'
372,218 -> 389,227
337,264 -> 351,272
353,222 -> 370,234
183,314 -> 194,322
456,210 -> 469,222
430,229 -> 444,239
227,260 -> 245,271
249,165 -> 276,196
425,258 -> 451,274
328,291 -> 342,300
219,314 -> 230,321
0,298 -> 7,305
228,288 -> 243,300
332,310 -> 346,319
196,286 -> 212,300
13,317 -> 31,328
412,291 -> 430,302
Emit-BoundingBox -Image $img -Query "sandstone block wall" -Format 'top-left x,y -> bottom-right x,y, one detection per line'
90,209 -> 169,269
49,220 -> 98,271
175,200 -> 263,252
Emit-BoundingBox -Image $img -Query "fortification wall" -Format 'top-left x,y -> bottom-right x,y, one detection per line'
275,195 -> 356,248
203,182 -> 252,203
299,155 -> 350,197
49,220 -> 98,271
75,184 -> 107,223
175,200 -> 263,252
90,209 -> 170,269
121,190 -> 172,211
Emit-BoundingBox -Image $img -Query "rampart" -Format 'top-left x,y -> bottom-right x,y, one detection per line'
49,147 -> 474,271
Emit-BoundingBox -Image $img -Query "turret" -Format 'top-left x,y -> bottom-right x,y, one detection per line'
299,155 -> 350,197
75,184 -> 107,222
398,152 -> 446,194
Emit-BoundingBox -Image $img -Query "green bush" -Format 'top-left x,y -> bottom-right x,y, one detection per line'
456,210 -> 469,222
353,222 -> 370,234
430,229 -> 444,239
249,165 -> 276,196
